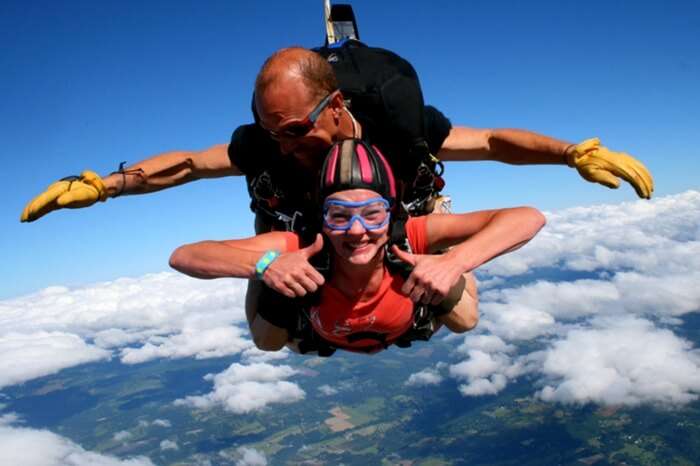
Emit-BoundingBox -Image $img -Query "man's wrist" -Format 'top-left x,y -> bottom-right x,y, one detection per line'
563,143 -> 577,167
105,163 -> 147,198
102,174 -> 122,198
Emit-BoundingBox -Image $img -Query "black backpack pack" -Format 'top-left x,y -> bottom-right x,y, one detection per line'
313,40 -> 432,182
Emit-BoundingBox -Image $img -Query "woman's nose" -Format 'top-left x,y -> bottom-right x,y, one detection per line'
345,216 -> 367,234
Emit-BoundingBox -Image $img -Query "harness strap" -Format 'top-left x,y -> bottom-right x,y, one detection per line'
384,215 -> 414,277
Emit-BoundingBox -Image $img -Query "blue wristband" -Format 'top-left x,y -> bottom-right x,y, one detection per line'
255,250 -> 280,279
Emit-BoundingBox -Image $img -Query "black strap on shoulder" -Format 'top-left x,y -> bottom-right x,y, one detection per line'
384,213 -> 414,279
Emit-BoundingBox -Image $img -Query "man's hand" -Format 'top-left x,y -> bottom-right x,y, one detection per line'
262,234 -> 326,298
391,245 -> 465,305
567,138 -> 654,199
21,171 -> 108,222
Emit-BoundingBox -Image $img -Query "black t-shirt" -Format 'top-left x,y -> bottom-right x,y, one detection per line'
227,105 -> 452,234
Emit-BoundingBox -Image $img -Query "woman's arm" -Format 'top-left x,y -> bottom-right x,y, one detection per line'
394,207 -> 545,305
426,206 -> 546,269
169,233 -> 290,279
170,232 -> 326,298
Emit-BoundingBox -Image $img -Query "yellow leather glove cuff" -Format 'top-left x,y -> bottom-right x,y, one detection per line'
20,170 -> 108,222
566,138 -> 654,199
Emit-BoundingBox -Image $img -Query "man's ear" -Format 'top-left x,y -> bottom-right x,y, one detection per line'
330,90 -> 345,119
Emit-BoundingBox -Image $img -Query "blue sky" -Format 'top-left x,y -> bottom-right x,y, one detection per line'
2,0 -> 699,298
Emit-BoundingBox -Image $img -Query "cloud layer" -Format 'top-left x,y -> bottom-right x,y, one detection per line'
2,191 -> 700,425
409,191 -> 700,406
0,331 -> 110,389
0,273 -> 251,386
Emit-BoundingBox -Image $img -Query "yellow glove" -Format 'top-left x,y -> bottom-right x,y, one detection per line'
566,138 -> 654,199
20,170 -> 108,222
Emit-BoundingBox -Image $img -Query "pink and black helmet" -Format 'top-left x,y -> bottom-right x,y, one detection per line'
319,138 -> 397,203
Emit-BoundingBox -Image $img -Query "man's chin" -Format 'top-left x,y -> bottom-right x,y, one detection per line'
293,141 -> 332,169
292,153 -> 322,171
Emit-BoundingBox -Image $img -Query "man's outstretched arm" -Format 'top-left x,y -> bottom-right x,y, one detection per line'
21,143 -> 239,222
437,126 -> 654,199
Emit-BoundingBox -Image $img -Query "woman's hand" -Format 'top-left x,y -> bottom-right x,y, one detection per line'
391,245 -> 466,305
262,234 -> 326,298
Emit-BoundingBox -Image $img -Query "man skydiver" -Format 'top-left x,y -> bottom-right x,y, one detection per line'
20,47 -> 653,339
20,47 -> 653,226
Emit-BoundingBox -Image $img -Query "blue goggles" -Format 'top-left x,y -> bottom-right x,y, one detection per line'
323,197 -> 391,231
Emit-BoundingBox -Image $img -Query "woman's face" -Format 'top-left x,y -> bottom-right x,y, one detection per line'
322,189 -> 391,266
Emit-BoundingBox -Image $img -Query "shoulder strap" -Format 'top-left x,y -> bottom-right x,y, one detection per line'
384,214 -> 414,278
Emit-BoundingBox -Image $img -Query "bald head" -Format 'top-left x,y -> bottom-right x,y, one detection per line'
255,47 -> 338,104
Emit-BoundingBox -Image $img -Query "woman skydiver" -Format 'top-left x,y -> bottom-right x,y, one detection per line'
169,139 -> 546,354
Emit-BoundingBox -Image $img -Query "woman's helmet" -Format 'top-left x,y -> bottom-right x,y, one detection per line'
319,138 -> 397,203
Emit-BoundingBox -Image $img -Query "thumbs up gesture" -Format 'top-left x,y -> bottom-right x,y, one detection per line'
262,234 -> 326,298
391,245 -> 465,305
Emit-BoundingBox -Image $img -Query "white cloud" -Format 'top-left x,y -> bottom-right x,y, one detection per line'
458,374 -> 508,396
612,270 -> 700,317
0,413 -> 19,426
0,273 -> 250,387
0,273 -> 247,337
455,334 -> 516,355
481,271 -> 700,324
159,440 -> 178,451
480,302 -> 557,341
482,279 -> 620,321
235,447 -> 268,466
538,317 -> 700,406
94,329 -> 156,349
449,349 -> 518,396
120,326 -> 252,364
0,332 -> 110,389
152,419 -> 171,428
241,346 -> 291,363
175,363 -> 305,414
450,350 -> 508,381
405,368 -> 443,387
318,384 -> 338,395
0,423 -> 154,466
113,431 -> 132,442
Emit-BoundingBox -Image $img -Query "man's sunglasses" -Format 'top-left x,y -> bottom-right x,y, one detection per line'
267,91 -> 336,140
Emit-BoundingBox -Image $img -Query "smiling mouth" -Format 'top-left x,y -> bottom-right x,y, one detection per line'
344,242 -> 371,253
